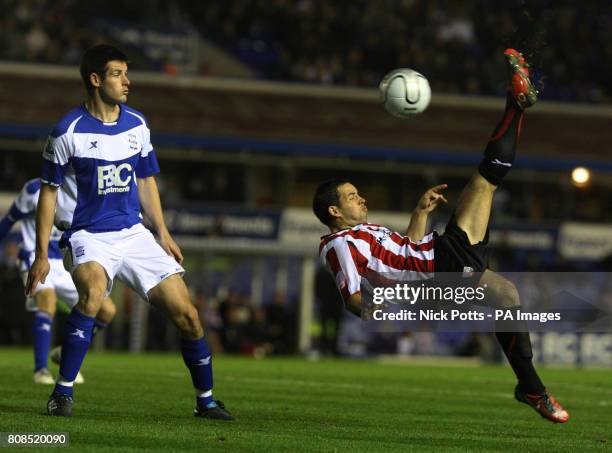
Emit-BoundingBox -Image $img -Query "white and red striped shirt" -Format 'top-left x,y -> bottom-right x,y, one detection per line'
319,223 -> 435,300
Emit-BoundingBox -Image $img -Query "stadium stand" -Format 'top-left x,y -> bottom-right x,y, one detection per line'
1,0 -> 610,101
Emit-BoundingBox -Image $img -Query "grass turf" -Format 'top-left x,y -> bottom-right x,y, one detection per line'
0,347 -> 610,452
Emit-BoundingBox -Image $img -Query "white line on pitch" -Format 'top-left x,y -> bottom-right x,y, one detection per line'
161,372 -> 365,390
222,375 -> 365,390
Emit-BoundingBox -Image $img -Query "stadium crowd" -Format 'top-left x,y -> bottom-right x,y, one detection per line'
188,0 -> 610,103
1,0 -> 610,102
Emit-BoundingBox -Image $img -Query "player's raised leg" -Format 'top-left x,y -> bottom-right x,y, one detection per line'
47,262 -> 108,416
148,274 -> 234,421
452,50 -> 568,423
454,49 -> 535,244
32,289 -> 57,384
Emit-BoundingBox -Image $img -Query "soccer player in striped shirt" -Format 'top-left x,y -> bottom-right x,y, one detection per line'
26,45 -> 232,420
313,49 -> 568,423
0,178 -> 116,384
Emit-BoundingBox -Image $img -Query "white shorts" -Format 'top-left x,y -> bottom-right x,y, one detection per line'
20,258 -> 79,311
63,223 -> 185,300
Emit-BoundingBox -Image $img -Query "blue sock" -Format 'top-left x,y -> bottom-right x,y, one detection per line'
54,383 -> 74,398
53,309 -> 95,397
33,312 -> 53,372
181,338 -> 214,407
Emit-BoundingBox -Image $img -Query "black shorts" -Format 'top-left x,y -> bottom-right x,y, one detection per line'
433,217 -> 491,277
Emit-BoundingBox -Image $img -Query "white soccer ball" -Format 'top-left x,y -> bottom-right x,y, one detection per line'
379,68 -> 431,118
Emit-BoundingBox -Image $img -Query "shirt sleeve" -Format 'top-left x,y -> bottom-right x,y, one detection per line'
41,132 -> 72,187
0,214 -> 15,240
324,240 -> 362,301
12,182 -> 37,217
135,123 -> 160,178
0,181 -> 36,241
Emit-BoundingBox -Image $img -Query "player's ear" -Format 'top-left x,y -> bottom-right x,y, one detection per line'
89,72 -> 102,89
328,205 -> 341,219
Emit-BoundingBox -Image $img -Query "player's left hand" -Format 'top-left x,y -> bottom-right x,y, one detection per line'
416,184 -> 448,213
159,231 -> 184,264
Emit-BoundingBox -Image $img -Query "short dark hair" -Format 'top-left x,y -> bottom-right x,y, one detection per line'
313,179 -> 349,227
80,45 -> 128,93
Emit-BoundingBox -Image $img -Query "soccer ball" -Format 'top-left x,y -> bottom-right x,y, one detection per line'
379,68 -> 431,118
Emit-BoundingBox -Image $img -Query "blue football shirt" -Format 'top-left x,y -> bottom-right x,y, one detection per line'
41,104 -> 160,235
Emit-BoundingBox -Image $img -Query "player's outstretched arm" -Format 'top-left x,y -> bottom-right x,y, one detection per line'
406,184 -> 448,241
26,184 -> 57,295
137,176 -> 183,264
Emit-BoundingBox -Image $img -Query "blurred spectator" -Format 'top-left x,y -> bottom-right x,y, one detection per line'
263,292 -> 296,354
0,241 -> 30,345
218,291 -> 256,353
193,290 -> 224,354
337,314 -> 369,357
455,332 -> 482,357
146,305 -> 175,351
314,266 -> 344,355
162,55 -> 180,75
24,22 -> 49,61
397,332 -> 416,356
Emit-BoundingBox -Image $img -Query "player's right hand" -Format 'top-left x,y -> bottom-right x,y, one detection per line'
158,230 -> 184,265
416,184 -> 448,214
25,257 -> 50,296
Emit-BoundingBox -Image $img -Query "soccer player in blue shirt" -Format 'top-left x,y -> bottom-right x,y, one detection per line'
27,45 -> 233,420
0,178 -> 116,384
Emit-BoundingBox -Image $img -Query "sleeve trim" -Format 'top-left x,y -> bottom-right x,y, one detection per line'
40,178 -> 61,187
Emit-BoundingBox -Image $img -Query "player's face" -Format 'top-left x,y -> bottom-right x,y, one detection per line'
334,183 -> 368,228
99,60 -> 130,104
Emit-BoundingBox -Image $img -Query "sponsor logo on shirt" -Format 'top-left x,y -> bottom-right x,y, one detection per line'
97,163 -> 133,195
376,228 -> 392,245
128,133 -> 139,151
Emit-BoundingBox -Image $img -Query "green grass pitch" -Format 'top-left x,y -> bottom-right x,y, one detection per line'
0,347 -> 610,452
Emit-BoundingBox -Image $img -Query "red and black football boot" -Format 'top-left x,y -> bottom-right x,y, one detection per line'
514,385 -> 570,423
504,48 -> 538,109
